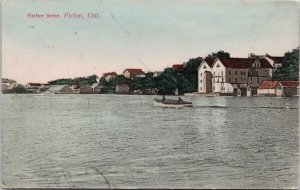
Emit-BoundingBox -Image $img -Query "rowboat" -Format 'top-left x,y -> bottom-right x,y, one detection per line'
153,98 -> 193,108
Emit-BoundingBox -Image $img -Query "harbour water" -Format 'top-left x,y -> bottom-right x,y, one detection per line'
1,94 -> 299,188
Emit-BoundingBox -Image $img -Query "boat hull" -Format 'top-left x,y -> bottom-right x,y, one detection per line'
153,99 -> 192,108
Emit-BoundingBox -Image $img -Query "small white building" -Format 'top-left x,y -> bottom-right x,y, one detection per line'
197,57 -> 215,93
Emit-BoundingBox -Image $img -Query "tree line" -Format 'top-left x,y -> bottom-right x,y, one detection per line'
4,48 -> 298,94
47,48 -> 300,95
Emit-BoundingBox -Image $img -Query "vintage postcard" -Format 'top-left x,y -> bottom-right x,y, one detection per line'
1,0 -> 299,189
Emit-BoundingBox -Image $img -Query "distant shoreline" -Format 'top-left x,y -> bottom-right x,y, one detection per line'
2,93 -> 299,98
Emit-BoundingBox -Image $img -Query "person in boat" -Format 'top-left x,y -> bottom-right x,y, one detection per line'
177,97 -> 183,103
161,95 -> 166,103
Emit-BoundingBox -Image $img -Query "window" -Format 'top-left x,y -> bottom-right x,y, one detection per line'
229,71 -> 231,75
200,87 -> 202,91
235,71 -> 237,75
200,80 -> 202,83
221,71 -> 223,75
235,78 -> 237,83
221,78 -> 223,82
201,73 -> 202,77
216,64 -> 220,67
257,78 -> 259,84
214,72 -> 215,76
203,66 -> 206,69
241,71 -> 243,75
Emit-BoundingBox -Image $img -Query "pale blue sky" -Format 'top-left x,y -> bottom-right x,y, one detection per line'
2,0 -> 299,84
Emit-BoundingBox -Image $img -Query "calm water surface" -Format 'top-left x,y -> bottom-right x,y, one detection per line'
1,94 -> 299,188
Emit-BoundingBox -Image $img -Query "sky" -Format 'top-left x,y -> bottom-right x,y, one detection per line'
2,0 -> 299,84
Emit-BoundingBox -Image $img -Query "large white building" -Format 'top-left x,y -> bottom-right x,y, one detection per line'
198,55 -> 281,95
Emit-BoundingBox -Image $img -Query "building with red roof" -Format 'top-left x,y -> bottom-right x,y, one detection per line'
257,80 -> 299,97
123,68 -> 145,79
276,81 -> 299,97
172,64 -> 185,70
257,80 -> 279,96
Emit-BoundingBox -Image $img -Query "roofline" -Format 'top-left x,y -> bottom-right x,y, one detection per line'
211,57 -> 221,68
123,68 -> 145,73
197,60 -> 207,71
278,81 -> 299,88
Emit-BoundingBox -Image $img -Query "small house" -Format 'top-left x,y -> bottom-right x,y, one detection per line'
2,83 -> 10,93
46,85 -> 73,94
172,64 -> 185,71
72,84 -> 81,94
26,83 -> 44,93
2,78 -> 17,88
275,81 -> 299,97
257,81 -> 279,96
123,69 -> 145,79
39,84 -> 50,92
236,84 -> 251,96
115,83 -> 130,94
79,84 -> 93,94
91,83 -> 102,93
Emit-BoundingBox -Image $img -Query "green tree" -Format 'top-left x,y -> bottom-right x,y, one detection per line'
273,48 -> 299,81
156,68 -> 177,94
14,84 -> 28,93
182,57 -> 203,92
87,74 -> 98,85
100,75 -> 131,94
208,50 -> 230,58
48,74 -> 98,85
